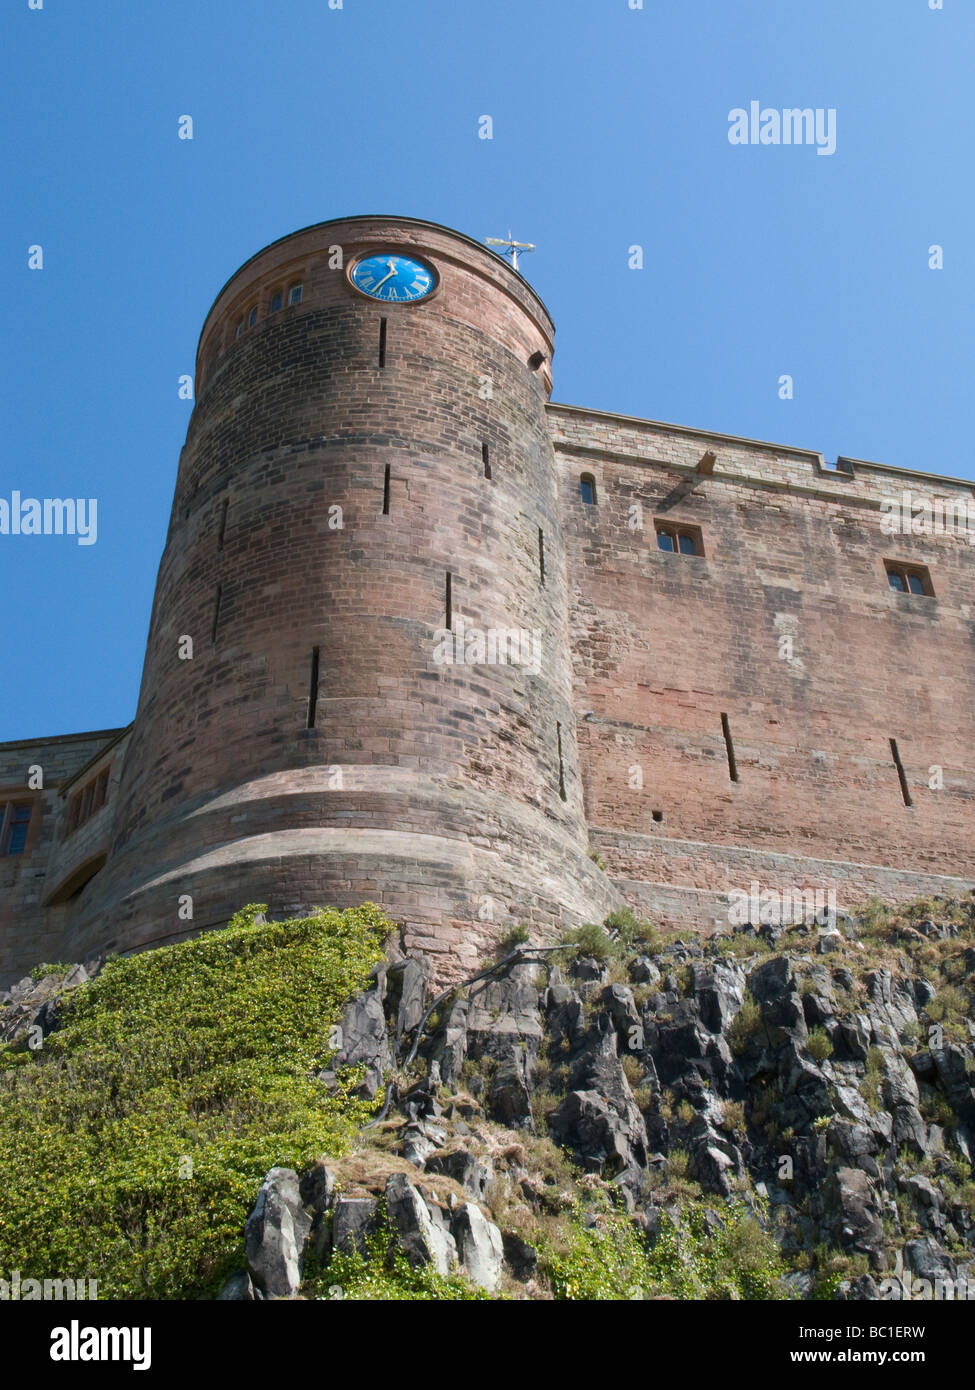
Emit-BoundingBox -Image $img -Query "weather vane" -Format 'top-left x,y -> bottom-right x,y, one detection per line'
485,230 -> 535,273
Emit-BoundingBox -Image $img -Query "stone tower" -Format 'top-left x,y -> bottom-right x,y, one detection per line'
63,216 -> 620,975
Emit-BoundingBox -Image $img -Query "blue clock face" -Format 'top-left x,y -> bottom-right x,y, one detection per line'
350,252 -> 436,303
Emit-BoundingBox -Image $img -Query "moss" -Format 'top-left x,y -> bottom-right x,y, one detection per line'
27,962 -> 75,982
0,902 -> 389,1299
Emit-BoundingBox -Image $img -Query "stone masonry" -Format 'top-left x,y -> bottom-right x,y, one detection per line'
1,215 -> 973,987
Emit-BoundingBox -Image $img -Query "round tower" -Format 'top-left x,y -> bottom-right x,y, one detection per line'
68,216 -> 620,977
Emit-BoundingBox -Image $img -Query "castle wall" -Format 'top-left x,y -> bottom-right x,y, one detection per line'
3,219 -> 974,986
554,404 -> 975,923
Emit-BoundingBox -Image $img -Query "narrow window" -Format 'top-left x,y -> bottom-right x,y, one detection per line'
307,646 -> 321,729
3,804 -> 31,855
211,583 -> 223,643
890,737 -> 913,807
378,317 -> 387,368
579,474 -> 597,505
247,306 -> 258,328
556,722 -> 567,801
94,768 -> 109,811
382,463 -> 391,516
652,809 -> 663,823
288,282 -> 303,306
482,443 -> 492,480
538,527 -> 545,585
445,571 -> 452,630
235,319 -> 244,339
68,792 -> 82,834
885,560 -> 933,596
721,712 -> 739,782
270,289 -> 283,313
217,496 -> 229,551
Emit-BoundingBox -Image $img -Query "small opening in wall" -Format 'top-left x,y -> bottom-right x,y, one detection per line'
890,737 -> 913,807
445,571 -> 452,631
379,318 -> 387,369
307,646 -> 321,729
270,289 -> 283,314
656,521 -> 704,556
579,474 -> 597,505
1,801 -> 33,855
556,722 -> 567,801
721,712 -> 739,782
652,809 -> 663,823
538,527 -> 545,586
528,351 -> 545,372
482,443 -> 492,480
885,560 -> 933,597
211,584 -> 223,644
217,496 -> 229,551
382,463 -> 391,516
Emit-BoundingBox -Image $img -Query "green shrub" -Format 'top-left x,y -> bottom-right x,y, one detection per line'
0,902 -> 389,1299
926,985 -> 969,1025
28,962 -> 75,982
497,925 -> 531,955
603,908 -> 660,953
309,1210 -> 494,1301
729,999 -> 763,1057
806,1028 -> 833,1062
559,922 -> 615,963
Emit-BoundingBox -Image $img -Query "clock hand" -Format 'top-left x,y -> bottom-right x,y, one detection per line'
371,266 -> 397,291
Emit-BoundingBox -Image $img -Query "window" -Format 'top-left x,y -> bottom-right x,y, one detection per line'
270,289 -> 283,313
67,765 -> 111,836
247,306 -> 258,328
235,319 -> 244,339
2,803 -> 32,856
655,521 -> 703,556
885,560 -> 933,597
579,474 -> 597,505
288,282 -> 303,306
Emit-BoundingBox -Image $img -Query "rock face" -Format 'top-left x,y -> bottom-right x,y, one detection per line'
0,963 -> 98,1046
17,899 -> 975,1301
244,1168 -> 313,1299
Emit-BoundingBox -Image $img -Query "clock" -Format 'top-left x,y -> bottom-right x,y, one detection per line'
349,252 -> 437,304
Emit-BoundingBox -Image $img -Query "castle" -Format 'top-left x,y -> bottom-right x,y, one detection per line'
2,215 -> 973,988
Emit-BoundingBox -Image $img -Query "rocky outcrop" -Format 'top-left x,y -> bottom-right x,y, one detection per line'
14,896 -> 975,1301
258,897 -> 975,1299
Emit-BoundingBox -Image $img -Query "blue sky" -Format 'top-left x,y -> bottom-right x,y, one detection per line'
1,0 -> 971,741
